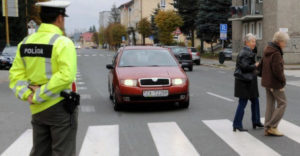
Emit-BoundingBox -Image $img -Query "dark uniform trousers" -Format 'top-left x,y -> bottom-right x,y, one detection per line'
30,100 -> 78,156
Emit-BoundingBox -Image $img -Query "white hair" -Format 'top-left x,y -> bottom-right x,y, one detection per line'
273,31 -> 290,43
244,33 -> 256,43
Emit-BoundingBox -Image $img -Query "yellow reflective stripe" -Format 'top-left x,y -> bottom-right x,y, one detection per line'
21,36 -> 30,67
43,83 -> 59,98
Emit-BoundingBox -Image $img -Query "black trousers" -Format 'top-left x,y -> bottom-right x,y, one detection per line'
30,101 -> 78,156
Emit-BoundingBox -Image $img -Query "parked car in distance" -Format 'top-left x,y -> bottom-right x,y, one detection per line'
165,46 -> 193,71
222,44 -> 232,60
106,46 -> 190,111
0,46 -> 17,70
188,47 -> 201,65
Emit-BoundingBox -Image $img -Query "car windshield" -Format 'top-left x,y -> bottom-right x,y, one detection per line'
190,48 -> 197,53
2,47 -> 17,56
119,49 -> 178,67
171,47 -> 189,54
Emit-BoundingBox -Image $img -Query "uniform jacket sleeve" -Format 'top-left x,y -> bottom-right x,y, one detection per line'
32,37 -> 77,104
9,42 -> 33,101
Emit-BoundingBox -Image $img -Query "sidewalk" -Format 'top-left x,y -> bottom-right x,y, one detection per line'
201,58 -> 300,70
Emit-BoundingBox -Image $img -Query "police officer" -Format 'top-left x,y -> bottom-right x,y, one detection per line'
9,1 -> 78,155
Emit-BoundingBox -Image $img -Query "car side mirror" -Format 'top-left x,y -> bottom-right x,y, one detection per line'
106,64 -> 114,69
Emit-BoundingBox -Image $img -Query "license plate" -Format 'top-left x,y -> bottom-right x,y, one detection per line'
143,90 -> 169,97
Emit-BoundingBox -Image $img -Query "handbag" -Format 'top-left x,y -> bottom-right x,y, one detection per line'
234,67 -> 254,82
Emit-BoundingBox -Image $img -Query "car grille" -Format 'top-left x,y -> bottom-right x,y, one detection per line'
139,78 -> 170,87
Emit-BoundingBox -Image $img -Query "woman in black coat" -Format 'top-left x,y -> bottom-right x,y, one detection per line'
233,33 -> 264,132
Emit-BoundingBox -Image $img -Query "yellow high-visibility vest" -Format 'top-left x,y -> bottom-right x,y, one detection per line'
9,23 -> 77,115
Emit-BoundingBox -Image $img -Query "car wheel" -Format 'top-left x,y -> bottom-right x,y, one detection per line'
195,60 -> 200,65
108,83 -> 113,100
188,66 -> 193,71
112,90 -> 122,111
179,98 -> 190,109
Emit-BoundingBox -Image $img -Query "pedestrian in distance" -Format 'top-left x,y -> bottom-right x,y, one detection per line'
9,1 -> 80,155
233,33 -> 264,132
261,31 -> 290,136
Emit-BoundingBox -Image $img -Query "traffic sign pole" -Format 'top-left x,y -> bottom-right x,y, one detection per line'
5,0 -> 10,46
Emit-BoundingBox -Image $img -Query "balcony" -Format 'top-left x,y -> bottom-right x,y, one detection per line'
229,2 -> 263,21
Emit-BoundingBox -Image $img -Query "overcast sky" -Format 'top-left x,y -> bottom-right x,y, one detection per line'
65,0 -> 129,34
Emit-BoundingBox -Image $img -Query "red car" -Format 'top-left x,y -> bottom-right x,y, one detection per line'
106,46 -> 190,111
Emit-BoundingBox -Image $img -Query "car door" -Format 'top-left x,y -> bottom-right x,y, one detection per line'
108,50 -> 120,95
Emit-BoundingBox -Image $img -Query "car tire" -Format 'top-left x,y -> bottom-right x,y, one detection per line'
195,60 -> 200,65
112,90 -> 123,111
188,66 -> 193,71
179,98 -> 189,109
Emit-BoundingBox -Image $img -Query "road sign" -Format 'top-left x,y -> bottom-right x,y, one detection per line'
220,24 -> 227,33
2,0 -> 19,17
220,24 -> 228,40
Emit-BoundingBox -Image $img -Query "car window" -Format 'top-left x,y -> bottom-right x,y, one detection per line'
190,48 -> 197,53
119,50 -> 177,67
171,47 -> 189,54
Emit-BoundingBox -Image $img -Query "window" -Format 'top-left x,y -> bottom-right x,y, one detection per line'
258,0 -> 263,3
161,0 -> 166,8
243,23 -> 249,37
249,22 -> 255,34
243,0 -> 248,6
256,21 -> 263,39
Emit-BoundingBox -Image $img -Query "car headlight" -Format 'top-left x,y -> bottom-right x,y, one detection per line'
172,78 -> 186,86
121,79 -> 137,87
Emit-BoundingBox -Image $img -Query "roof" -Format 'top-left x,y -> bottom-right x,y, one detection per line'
123,46 -> 168,50
80,32 -> 93,42
118,0 -> 133,9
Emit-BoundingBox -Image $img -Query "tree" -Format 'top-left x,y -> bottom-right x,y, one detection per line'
137,18 -> 152,45
155,10 -> 183,45
92,32 -> 99,47
150,4 -> 161,44
196,0 -> 232,53
98,27 -> 105,45
173,0 -> 199,47
110,4 -> 120,24
105,23 -> 126,50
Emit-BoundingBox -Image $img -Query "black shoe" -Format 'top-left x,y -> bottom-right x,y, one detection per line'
233,127 -> 248,132
253,123 -> 264,129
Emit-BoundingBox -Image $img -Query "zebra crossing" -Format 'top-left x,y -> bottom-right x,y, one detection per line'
285,70 -> 300,87
1,119 -> 300,156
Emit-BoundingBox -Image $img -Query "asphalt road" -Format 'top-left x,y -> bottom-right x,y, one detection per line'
1,48 -> 300,156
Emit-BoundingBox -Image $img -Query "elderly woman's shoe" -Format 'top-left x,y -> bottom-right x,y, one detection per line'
233,127 -> 248,132
253,123 -> 264,129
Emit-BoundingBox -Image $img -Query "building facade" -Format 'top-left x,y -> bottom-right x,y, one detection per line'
99,11 -> 111,29
119,0 -> 176,45
230,0 -> 300,64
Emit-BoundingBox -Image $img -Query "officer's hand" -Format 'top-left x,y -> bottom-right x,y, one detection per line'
27,94 -> 34,105
29,85 -> 40,92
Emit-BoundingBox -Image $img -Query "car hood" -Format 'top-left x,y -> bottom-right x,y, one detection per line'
116,66 -> 186,79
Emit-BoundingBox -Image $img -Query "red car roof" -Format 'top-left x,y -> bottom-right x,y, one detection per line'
123,46 -> 167,50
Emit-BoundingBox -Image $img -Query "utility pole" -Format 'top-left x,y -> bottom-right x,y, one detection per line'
5,0 -> 10,46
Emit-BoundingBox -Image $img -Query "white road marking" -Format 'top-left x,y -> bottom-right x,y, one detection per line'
99,54 -> 104,57
203,119 -> 280,156
285,70 -> 300,78
92,54 -> 97,57
1,129 -> 32,156
77,82 -> 86,85
79,125 -> 119,156
77,87 -> 87,90
206,92 -> 235,102
81,94 -> 92,100
262,118 -> 300,144
84,55 -> 89,57
80,105 -> 96,112
77,55 -> 81,57
148,122 -> 200,156
287,81 -> 300,87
